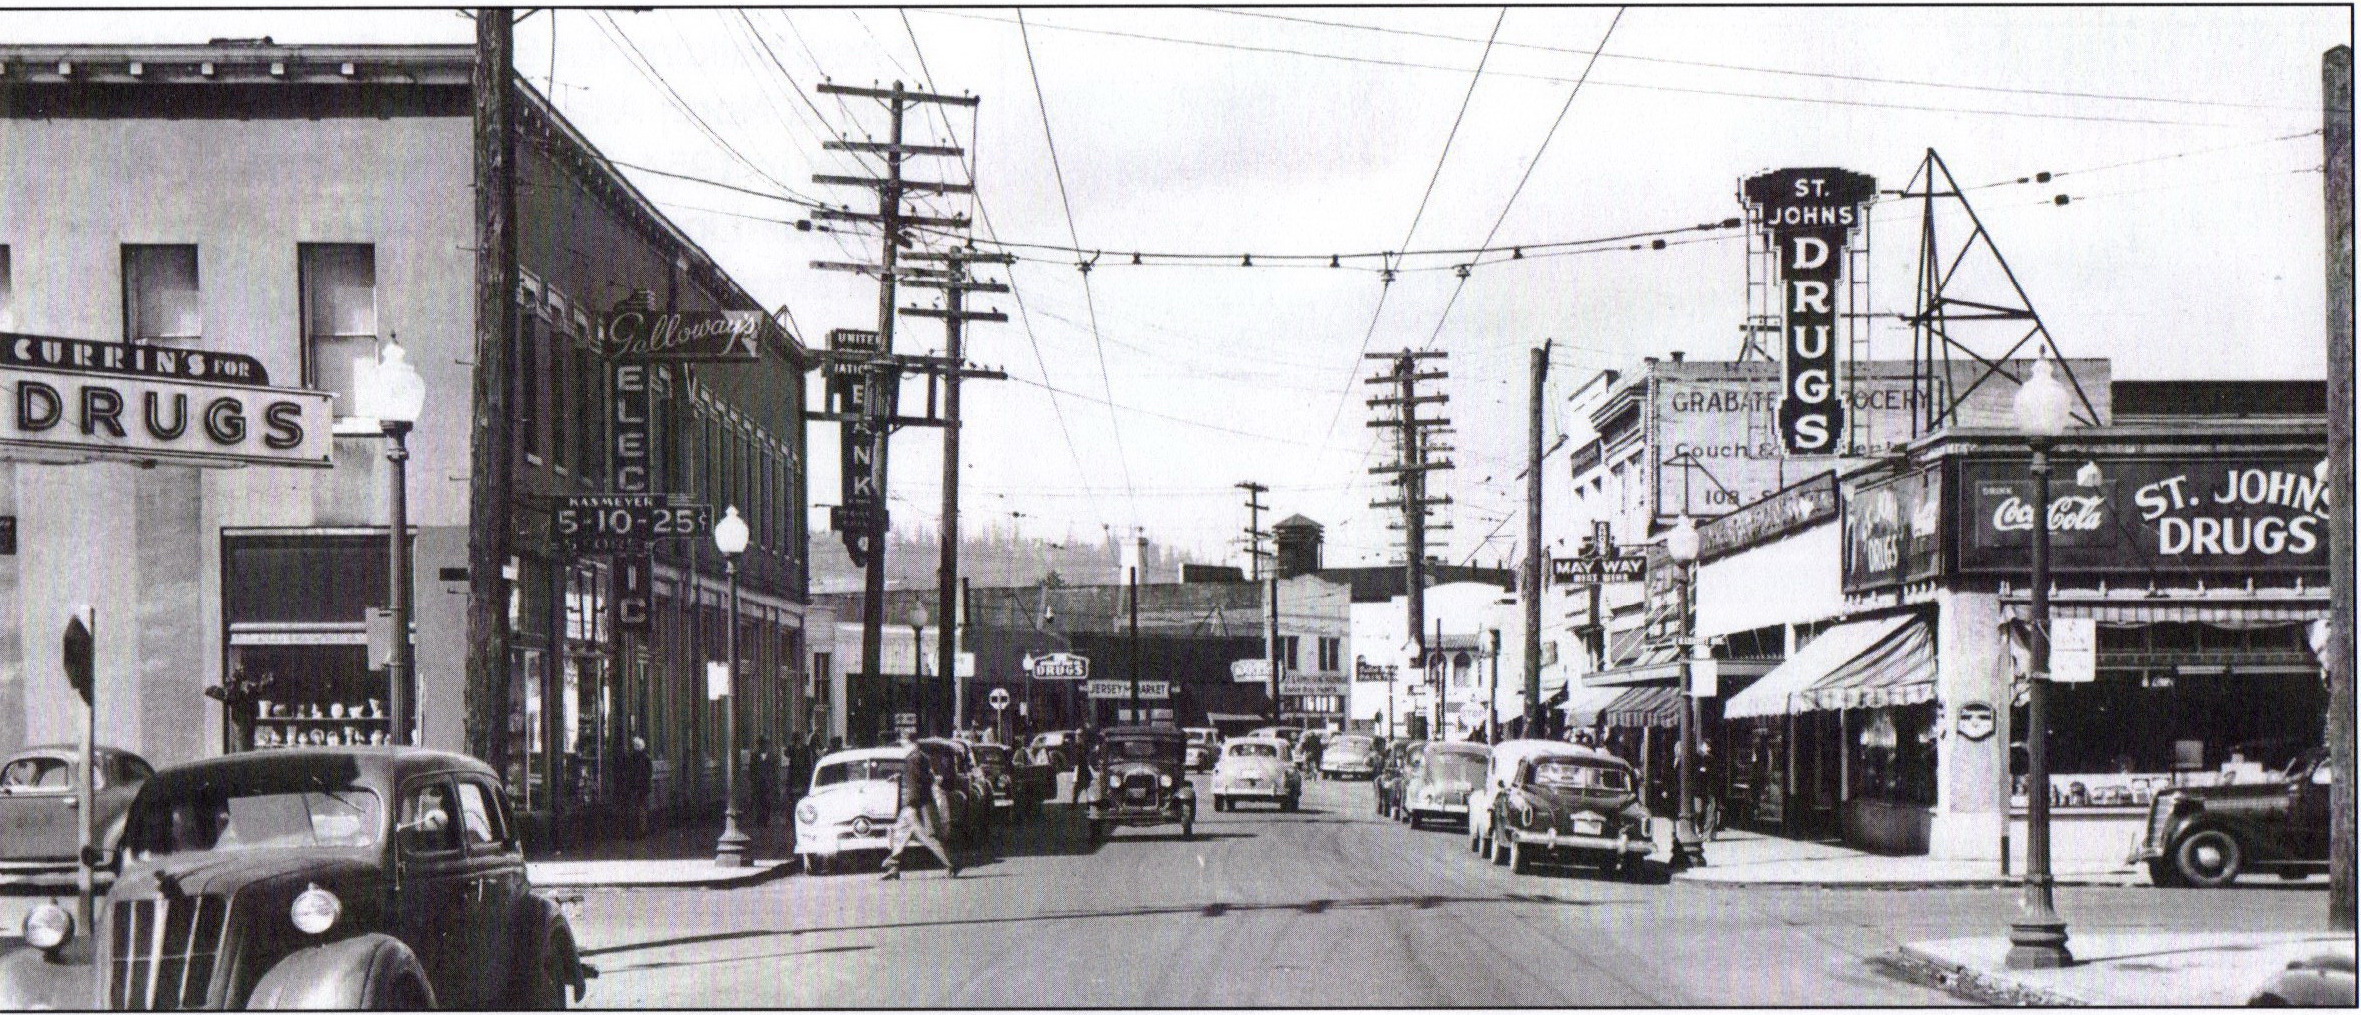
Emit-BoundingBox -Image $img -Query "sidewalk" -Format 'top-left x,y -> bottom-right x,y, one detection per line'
526,816 -> 798,890
1662,826 -> 2146,888
1895,931 -> 2357,1006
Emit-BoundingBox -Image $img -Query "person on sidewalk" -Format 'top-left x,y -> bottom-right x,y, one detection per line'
1069,725 -> 1095,804
881,734 -> 958,880
749,737 -> 778,830
617,737 -> 654,839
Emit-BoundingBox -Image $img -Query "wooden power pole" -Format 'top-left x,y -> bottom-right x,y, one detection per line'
1523,341 -> 1550,736
1366,350 -> 1452,720
1238,481 -> 1270,580
2322,43 -> 2354,933
462,7 -> 517,766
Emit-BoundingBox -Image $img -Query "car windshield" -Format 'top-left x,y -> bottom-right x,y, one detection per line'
971,746 -> 1008,767
1104,737 -> 1181,762
1425,753 -> 1488,783
126,787 -> 382,859
1186,730 -> 1214,744
1330,738 -> 1374,756
815,758 -> 905,787
1228,743 -> 1279,759
1531,760 -> 1631,792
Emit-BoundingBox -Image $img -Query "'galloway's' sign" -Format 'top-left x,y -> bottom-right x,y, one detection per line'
1955,456 -> 2330,578
600,310 -> 768,361
2,363 -> 331,468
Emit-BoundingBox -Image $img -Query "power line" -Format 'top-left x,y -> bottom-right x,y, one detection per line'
1019,10 -> 1141,529
1325,7 -> 1509,446
915,9 -> 2272,130
590,12 -> 824,207
1200,8 -> 2310,114
1422,7 -> 1626,351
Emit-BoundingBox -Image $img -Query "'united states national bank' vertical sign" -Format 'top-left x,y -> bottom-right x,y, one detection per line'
1740,168 -> 1876,456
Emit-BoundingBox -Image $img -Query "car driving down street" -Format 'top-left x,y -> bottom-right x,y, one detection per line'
1211,736 -> 1300,812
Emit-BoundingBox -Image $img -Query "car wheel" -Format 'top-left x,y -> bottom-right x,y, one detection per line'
509,921 -> 579,1010
1181,819 -> 1194,840
1407,812 -> 1422,830
805,855 -> 829,877
1491,829 -> 1512,867
2173,827 -> 2245,887
1509,840 -> 1531,875
1089,819 -> 1107,841
1282,794 -> 1299,812
2146,857 -> 2186,888
366,965 -> 435,1011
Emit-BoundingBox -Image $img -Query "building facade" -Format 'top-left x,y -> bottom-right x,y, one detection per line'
0,43 -> 812,832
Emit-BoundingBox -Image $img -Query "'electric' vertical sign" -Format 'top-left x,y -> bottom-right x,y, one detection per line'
1741,168 -> 1877,456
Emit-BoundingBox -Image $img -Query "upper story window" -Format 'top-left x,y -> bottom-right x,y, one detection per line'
299,244 -> 377,414
1318,637 -> 1342,672
123,244 -> 200,343
516,312 -> 543,462
573,343 -> 601,477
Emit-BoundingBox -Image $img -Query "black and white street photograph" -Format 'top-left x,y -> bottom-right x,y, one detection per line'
0,3 -> 2353,1008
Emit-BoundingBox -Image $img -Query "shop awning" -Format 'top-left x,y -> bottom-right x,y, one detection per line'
1584,642 -> 1684,687
1723,614 -> 1931,720
1603,685 -> 1683,729
1560,684 -> 1627,728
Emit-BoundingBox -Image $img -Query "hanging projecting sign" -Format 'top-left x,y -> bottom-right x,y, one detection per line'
1550,554 -> 1648,585
1230,659 -> 1273,683
1739,168 -> 1877,456
1088,679 -> 1169,700
555,494 -> 714,552
826,328 -> 892,566
1,362 -> 331,469
1024,652 -> 1090,680
600,310 -> 768,362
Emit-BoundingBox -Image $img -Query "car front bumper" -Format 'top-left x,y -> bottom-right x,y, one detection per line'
1215,781 -> 1295,799
1508,827 -> 1653,857
798,819 -> 896,856
1409,801 -> 1469,815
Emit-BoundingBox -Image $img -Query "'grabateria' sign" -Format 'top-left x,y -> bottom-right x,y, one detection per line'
0,332 -> 331,468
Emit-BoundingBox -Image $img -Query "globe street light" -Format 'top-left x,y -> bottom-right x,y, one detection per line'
712,506 -> 752,868
2007,355 -> 2076,968
358,342 -> 426,747
1665,513 -> 1707,869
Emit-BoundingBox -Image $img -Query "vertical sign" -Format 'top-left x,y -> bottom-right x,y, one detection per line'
1741,168 -> 1877,456
827,329 -> 890,566
610,360 -> 654,635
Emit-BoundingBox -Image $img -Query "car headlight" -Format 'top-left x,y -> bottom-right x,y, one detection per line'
22,903 -> 72,951
1160,774 -> 1174,788
290,884 -> 341,936
797,800 -> 819,824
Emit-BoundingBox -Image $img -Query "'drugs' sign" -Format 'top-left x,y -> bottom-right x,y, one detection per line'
1740,168 -> 1877,456
1956,455 -> 2329,579
0,366 -> 331,468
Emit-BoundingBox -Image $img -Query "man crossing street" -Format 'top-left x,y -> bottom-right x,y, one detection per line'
881,733 -> 958,880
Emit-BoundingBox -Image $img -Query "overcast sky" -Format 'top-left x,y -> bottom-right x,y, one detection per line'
7,5 -> 2348,569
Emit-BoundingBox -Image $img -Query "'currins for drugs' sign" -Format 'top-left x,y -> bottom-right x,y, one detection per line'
0,363 -> 332,468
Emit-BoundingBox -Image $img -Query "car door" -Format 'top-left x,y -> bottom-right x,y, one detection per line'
393,776 -> 477,1006
455,777 -> 526,1000
2289,757 -> 2333,861
0,755 -> 77,861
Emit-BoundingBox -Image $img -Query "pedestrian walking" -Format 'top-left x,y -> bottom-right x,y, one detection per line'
617,736 -> 654,838
749,737 -> 778,830
1069,725 -> 1095,803
881,734 -> 958,879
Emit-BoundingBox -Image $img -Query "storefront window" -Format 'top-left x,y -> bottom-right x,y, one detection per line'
1849,703 -> 1935,807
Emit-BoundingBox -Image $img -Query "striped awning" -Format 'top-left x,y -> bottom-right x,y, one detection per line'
1603,685 -> 1683,729
1724,614 -> 1933,719
1561,684 -> 1628,728
2000,597 -> 2329,625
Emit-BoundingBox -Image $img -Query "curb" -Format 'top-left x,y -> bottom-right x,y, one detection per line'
1672,873 -> 2138,890
529,859 -> 799,891
1878,945 -> 2089,1006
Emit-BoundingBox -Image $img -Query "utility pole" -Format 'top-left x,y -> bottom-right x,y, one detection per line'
1366,350 -> 1452,717
902,245 -> 1010,735
2322,43 -> 2354,933
809,81 -> 982,740
1237,481 -> 1270,580
1523,342 -> 1549,737
1129,566 -> 1142,722
463,7 -> 517,769
1266,576 -> 1281,724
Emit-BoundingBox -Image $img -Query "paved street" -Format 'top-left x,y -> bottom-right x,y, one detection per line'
560,776 -> 2328,1007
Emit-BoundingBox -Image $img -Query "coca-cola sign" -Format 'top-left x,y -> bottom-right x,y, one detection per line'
1956,455 -> 2329,578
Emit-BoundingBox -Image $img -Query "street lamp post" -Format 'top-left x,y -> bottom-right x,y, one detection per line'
361,343 -> 426,747
712,506 -> 752,868
910,603 -> 931,738
2007,356 -> 2076,968
1667,514 -> 1707,869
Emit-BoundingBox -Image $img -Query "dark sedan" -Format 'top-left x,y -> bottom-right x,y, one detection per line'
2131,748 -> 2333,887
0,746 -> 152,874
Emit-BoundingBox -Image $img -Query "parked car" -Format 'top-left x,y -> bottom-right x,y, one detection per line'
1211,737 -> 1300,812
796,747 -> 912,874
1483,745 -> 1653,878
1027,730 -> 1077,770
2130,748 -> 2333,887
1183,727 -> 1221,771
1470,739 -> 1586,857
1083,726 -> 1195,840
1400,741 -> 1490,829
0,745 -> 152,874
0,746 -> 585,1010
2247,952 -> 2357,1006
917,738 -> 991,843
1318,734 -> 1380,780
968,742 -> 1038,820
1374,739 -> 1425,818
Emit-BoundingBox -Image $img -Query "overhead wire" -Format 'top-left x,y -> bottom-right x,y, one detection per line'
590,12 -> 825,207
1018,9 -> 1142,529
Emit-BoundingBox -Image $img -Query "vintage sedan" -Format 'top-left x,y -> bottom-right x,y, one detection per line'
1318,735 -> 1380,780
0,745 -> 152,874
796,747 -> 909,874
916,738 -> 991,843
2130,748 -> 2333,887
1026,730 -> 1077,770
0,746 -> 585,1010
1183,727 -> 1221,772
1400,741 -> 1490,829
1484,745 -> 1653,878
1470,739 -> 1585,857
1211,737 -> 1300,812
1082,726 -> 1195,839
967,743 -> 1034,819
